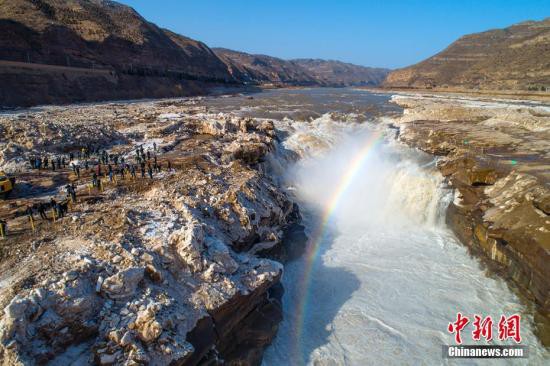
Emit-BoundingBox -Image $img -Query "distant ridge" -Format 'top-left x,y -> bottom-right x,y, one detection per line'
383,18 -> 550,91
213,48 -> 318,86
214,48 -> 390,87
292,58 -> 389,87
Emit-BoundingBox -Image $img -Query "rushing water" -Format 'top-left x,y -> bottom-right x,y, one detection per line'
204,89 -> 549,365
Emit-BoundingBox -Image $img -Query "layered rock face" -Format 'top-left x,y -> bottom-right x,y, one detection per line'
214,48 -> 389,87
390,94 -> 550,342
0,99 -> 302,364
384,18 -> 550,91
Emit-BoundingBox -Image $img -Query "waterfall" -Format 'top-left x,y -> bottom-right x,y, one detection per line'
263,111 -> 547,365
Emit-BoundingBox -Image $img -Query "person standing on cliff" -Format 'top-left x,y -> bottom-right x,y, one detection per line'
38,202 -> 47,220
26,205 -> 34,221
50,198 -> 57,220
66,184 -> 76,203
0,219 -> 7,238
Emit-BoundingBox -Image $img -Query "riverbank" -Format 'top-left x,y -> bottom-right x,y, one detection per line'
389,93 -> 550,345
0,99 -> 302,365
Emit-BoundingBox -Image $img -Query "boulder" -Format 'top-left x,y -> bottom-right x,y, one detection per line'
204,236 -> 239,274
101,267 -> 145,300
224,140 -> 270,165
170,221 -> 205,272
134,306 -> 163,343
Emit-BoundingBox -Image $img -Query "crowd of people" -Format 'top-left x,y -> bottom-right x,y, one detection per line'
1,142 -> 174,238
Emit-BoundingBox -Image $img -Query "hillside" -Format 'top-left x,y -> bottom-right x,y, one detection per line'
214,48 -> 388,87
213,48 -> 319,86
0,0 -> 389,108
0,0 -> 231,79
383,18 -> 550,91
293,59 -> 389,86
0,0 -> 235,107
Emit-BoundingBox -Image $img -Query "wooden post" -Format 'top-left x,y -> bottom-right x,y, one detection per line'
52,208 -> 57,223
29,216 -> 35,232
0,223 -> 4,238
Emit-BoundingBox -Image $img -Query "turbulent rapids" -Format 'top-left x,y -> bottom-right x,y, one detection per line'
202,88 -> 550,365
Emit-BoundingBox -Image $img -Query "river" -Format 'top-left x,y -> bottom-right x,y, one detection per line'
204,88 -> 549,365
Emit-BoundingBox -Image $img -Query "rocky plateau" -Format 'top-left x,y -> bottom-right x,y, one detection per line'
0,97 -> 305,365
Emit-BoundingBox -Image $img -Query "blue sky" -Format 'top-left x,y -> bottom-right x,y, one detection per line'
119,0 -> 550,69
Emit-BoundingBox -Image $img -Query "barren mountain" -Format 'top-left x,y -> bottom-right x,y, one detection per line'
0,0 -> 235,107
214,48 -> 388,87
213,48 -> 319,86
0,0 -> 389,108
293,59 -> 389,86
384,18 -> 550,91
0,0 -> 231,79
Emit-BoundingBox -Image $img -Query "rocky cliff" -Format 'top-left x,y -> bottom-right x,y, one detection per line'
384,18 -> 550,91
214,48 -> 389,87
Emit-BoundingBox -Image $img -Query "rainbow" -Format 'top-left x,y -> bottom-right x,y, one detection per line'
290,129 -> 384,364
